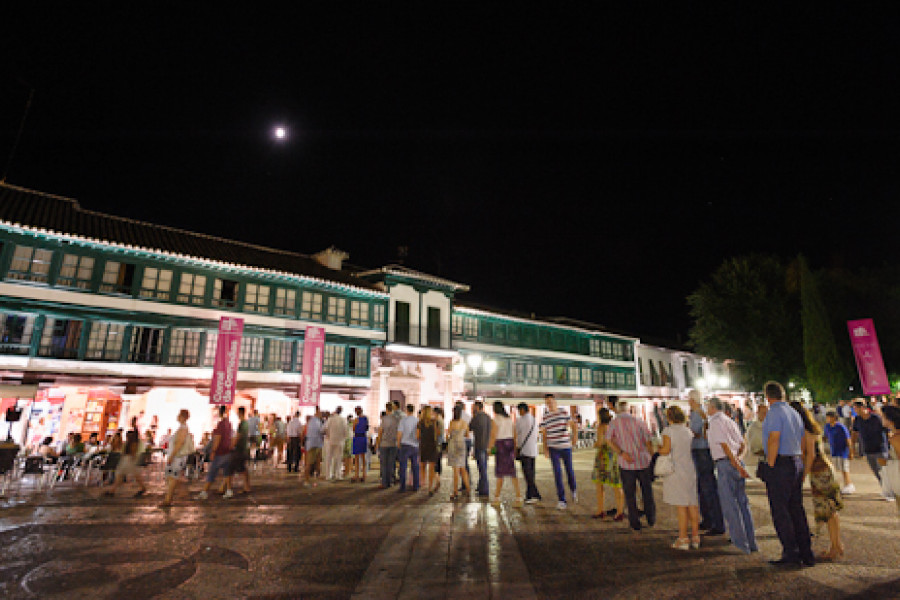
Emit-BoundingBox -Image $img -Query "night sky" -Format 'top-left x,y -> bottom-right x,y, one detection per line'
3,6 -> 899,341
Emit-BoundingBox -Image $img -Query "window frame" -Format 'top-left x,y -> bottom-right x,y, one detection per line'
8,245 -> 54,283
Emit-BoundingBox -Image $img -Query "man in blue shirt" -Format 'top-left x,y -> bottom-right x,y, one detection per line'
396,404 -> 420,492
824,411 -> 854,494
687,390 -> 725,535
760,381 -> 814,567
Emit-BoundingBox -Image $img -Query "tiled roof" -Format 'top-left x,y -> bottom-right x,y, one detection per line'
454,303 -> 639,341
356,264 -> 470,292
0,182 -> 380,293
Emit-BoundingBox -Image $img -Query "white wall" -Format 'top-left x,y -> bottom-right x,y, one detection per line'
422,290 -> 451,347
387,283 -> 420,344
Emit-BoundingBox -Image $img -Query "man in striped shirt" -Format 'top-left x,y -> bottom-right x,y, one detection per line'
606,397 -> 656,532
540,394 -> 578,510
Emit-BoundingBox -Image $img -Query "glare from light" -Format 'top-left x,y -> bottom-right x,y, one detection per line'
788,381 -> 795,389
273,126 -> 287,140
718,376 -> 730,388
483,360 -> 497,376
452,362 -> 466,377
696,377 -> 707,390
466,353 -> 482,369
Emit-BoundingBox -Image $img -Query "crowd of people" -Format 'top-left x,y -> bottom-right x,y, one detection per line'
35,384 -> 896,565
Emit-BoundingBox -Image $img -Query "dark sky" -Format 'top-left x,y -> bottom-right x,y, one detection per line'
3,5 -> 900,341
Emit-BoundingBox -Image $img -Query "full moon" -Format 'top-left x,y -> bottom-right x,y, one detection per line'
273,126 -> 287,140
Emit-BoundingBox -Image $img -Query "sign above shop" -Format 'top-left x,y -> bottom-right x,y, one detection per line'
299,326 -> 325,407
210,316 -> 244,405
847,318 -> 890,396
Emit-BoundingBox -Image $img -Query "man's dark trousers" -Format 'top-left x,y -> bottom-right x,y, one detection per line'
620,466 -> 656,531
287,437 -> 301,472
764,455 -> 814,564
520,455 -> 541,500
692,448 -> 724,530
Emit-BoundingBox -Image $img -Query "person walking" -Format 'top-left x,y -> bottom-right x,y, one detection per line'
247,409 -> 261,456
377,403 -> 401,489
759,381 -> 815,567
104,428 -> 147,498
707,398 -> 757,555
271,415 -> 286,468
657,405 -> 700,549
303,409 -> 324,487
448,405 -> 472,500
417,406 -> 440,495
231,406 -> 252,493
540,394 -> 578,510
881,406 -> 900,516
490,401 -> 521,506
397,404 -> 420,492
286,411 -> 302,473
197,405 -> 235,500
351,406 -> 369,482
159,409 -> 192,508
851,402 -> 893,500
591,407 -> 624,520
469,401 -> 492,499
824,410 -> 855,494
687,389 -> 725,535
791,401 -> 844,561
607,397 -> 655,532
324,406 -> 348,481
515,403 -> 541,504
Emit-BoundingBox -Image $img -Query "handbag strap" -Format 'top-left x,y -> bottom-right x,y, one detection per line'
519,418 -> 535,450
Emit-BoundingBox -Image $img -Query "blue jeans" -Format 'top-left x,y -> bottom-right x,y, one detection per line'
692,448 -> 724,530
474,448 -> 489,496
398,444 -> 420,491
380,446 -> 398,487
715,459 -> 757,553
548,447 -> 576,503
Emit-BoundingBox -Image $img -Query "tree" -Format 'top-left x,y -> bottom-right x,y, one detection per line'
687,254 -> 802,390
799,255 -> 848,403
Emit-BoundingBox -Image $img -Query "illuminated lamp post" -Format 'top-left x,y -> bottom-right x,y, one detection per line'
453,353 -> 497,401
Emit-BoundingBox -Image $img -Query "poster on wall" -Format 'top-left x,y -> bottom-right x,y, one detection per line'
210,316 -> 244,405
299,326 -> 325,407
847,318 -> 890,396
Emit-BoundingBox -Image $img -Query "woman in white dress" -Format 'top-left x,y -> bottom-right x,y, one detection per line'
657,405 -> 700,550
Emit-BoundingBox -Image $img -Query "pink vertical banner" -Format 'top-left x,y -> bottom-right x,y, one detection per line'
210,316 -> 244,405
847,318 -> 890,396
299,326 -> 325,407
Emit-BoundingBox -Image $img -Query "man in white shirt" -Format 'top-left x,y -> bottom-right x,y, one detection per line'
707,397 -> 757,554
324,407 -> 349,481
515,403 -> 541,503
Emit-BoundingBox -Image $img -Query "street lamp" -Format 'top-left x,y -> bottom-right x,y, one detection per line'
456,352 -> 497,400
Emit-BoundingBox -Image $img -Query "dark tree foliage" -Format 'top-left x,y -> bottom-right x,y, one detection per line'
687,255 -> 802,390
799,255 -> 848,403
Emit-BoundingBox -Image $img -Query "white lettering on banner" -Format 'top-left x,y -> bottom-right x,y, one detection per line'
210,316 -> 244,405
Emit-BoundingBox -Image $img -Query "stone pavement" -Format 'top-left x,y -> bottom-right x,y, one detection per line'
1,451 -> 899,600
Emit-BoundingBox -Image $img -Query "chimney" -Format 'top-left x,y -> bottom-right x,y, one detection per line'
313,246 -> 350,270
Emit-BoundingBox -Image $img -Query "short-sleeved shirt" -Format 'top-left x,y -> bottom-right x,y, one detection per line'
469,412 -> 492,451
824,422 -> 850,458
274,420 -> 286,438
515,413 -> 539,457
213,419 -> 233,454
540,409 -> 573,449
235,420 -> 249,453
689,410 -> 709,450
761,401 -> 803,458
247,416 -> 260,439
854,415 -> 887,455
287,418 -> 303,438
707,411 -> 744,462
399,414 -> 419,447
305,417 -> 324,449
606,412 -> 652,470
379,411 -> 401,448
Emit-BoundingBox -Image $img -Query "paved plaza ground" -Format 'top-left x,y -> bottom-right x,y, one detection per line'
1,450 -> 899,600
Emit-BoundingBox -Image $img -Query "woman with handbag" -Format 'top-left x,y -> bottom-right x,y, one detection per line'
489,401 -> 522,506
657,406 -> 700,550
591,408 -> 625,519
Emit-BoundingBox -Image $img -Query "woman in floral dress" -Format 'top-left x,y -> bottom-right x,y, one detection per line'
592,407 -> 625,520
791,401 -> 844,561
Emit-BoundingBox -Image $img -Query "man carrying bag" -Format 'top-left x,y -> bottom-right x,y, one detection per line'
515,403 -> 541,504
